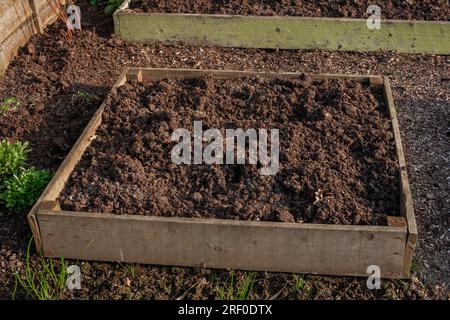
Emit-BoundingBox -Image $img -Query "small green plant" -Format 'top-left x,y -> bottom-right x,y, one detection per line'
126,264 -> 136,279
0,168 -> 53,210
13,238 -> 68,300
292,274 -> 306,293
0,140 -> 53,213
77,90 -> 96,102
0,97 -> 20,112
0,140 -> 29,181
118,262 -> 137,279
104,0 -> 124,15
215,271 -> 256,300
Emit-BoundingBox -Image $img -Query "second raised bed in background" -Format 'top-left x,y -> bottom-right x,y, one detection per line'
113,0 -> 450,55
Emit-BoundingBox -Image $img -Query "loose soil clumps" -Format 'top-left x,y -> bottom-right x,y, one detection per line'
60,75 -> 399,226
130,0 -> 450,21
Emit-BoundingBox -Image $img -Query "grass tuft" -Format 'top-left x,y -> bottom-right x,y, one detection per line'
292,274 -> 306,293
13,238 -> 68,300
215,271 -> 256,300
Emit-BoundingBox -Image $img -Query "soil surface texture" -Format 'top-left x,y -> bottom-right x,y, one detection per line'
60,76 -> 398,226
130,0 -> 450,21
0,2 -> 448,300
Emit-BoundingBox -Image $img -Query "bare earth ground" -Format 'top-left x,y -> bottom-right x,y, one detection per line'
0,3 -> 448,299
130,0 -> 450,21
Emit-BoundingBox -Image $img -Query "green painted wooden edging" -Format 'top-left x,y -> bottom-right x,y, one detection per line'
114,0 -> 450,55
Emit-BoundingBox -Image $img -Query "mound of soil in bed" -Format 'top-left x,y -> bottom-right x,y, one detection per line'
60,76 -> 399,226
129,0 -> 450,21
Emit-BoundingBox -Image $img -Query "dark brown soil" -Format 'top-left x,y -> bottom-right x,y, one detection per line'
130,0 -> 450,21
59,76 -> 398,226
1,1 -> 448,300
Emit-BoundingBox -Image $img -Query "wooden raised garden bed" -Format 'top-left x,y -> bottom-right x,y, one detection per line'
113,0 -> 450,55
27,67 -> 417,279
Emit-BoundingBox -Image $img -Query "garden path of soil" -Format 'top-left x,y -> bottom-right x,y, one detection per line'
130,0 -> 450,21
60,76 -> 398,226
0,2 -> 448,300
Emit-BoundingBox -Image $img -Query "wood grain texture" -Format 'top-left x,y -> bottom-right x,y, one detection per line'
400,169 -> 418,278
114,0 -> 450,54
135,67 -> 381,83
0,0 -> 34,44
0,0 -> 36,75
30,0 -> 43,33
383,76 -> 418,278
38,209 -> 407,278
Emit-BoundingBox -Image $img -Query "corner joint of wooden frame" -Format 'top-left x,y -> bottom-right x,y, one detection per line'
369,76 -> 384,87
387,216 -> 407,228
128,68 -> 143,82
27,200 -> 61,256
39,200 -> 61,212
27,208 -> 43,256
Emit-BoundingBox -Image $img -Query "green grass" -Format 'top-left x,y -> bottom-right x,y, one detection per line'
292,274 -> 306,293
118,262 -> 137,279
0,97 -> 20,112
215,271 -> 256,300
126,264 -> 136,279
13,238 -> 68,300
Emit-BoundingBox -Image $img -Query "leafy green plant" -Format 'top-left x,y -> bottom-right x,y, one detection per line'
0,168 -> 53,210
104,0 -> 124,15
90,0 -> 98,5
292,274 -> 306,293
0,140 -> 29,182
77,90 -> 96,102
13,237 -> 68,300
215,271 -> 256,300
0,97 -> 20,112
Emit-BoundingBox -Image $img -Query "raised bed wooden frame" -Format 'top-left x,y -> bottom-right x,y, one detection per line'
113,0 -> 450,55
28,67 -> 417,279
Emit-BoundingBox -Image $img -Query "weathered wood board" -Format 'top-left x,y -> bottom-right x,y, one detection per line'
114,0 -> 450,55
28,67 -> 417,278
0,0 -> 65,75
38,209 -> 407,278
